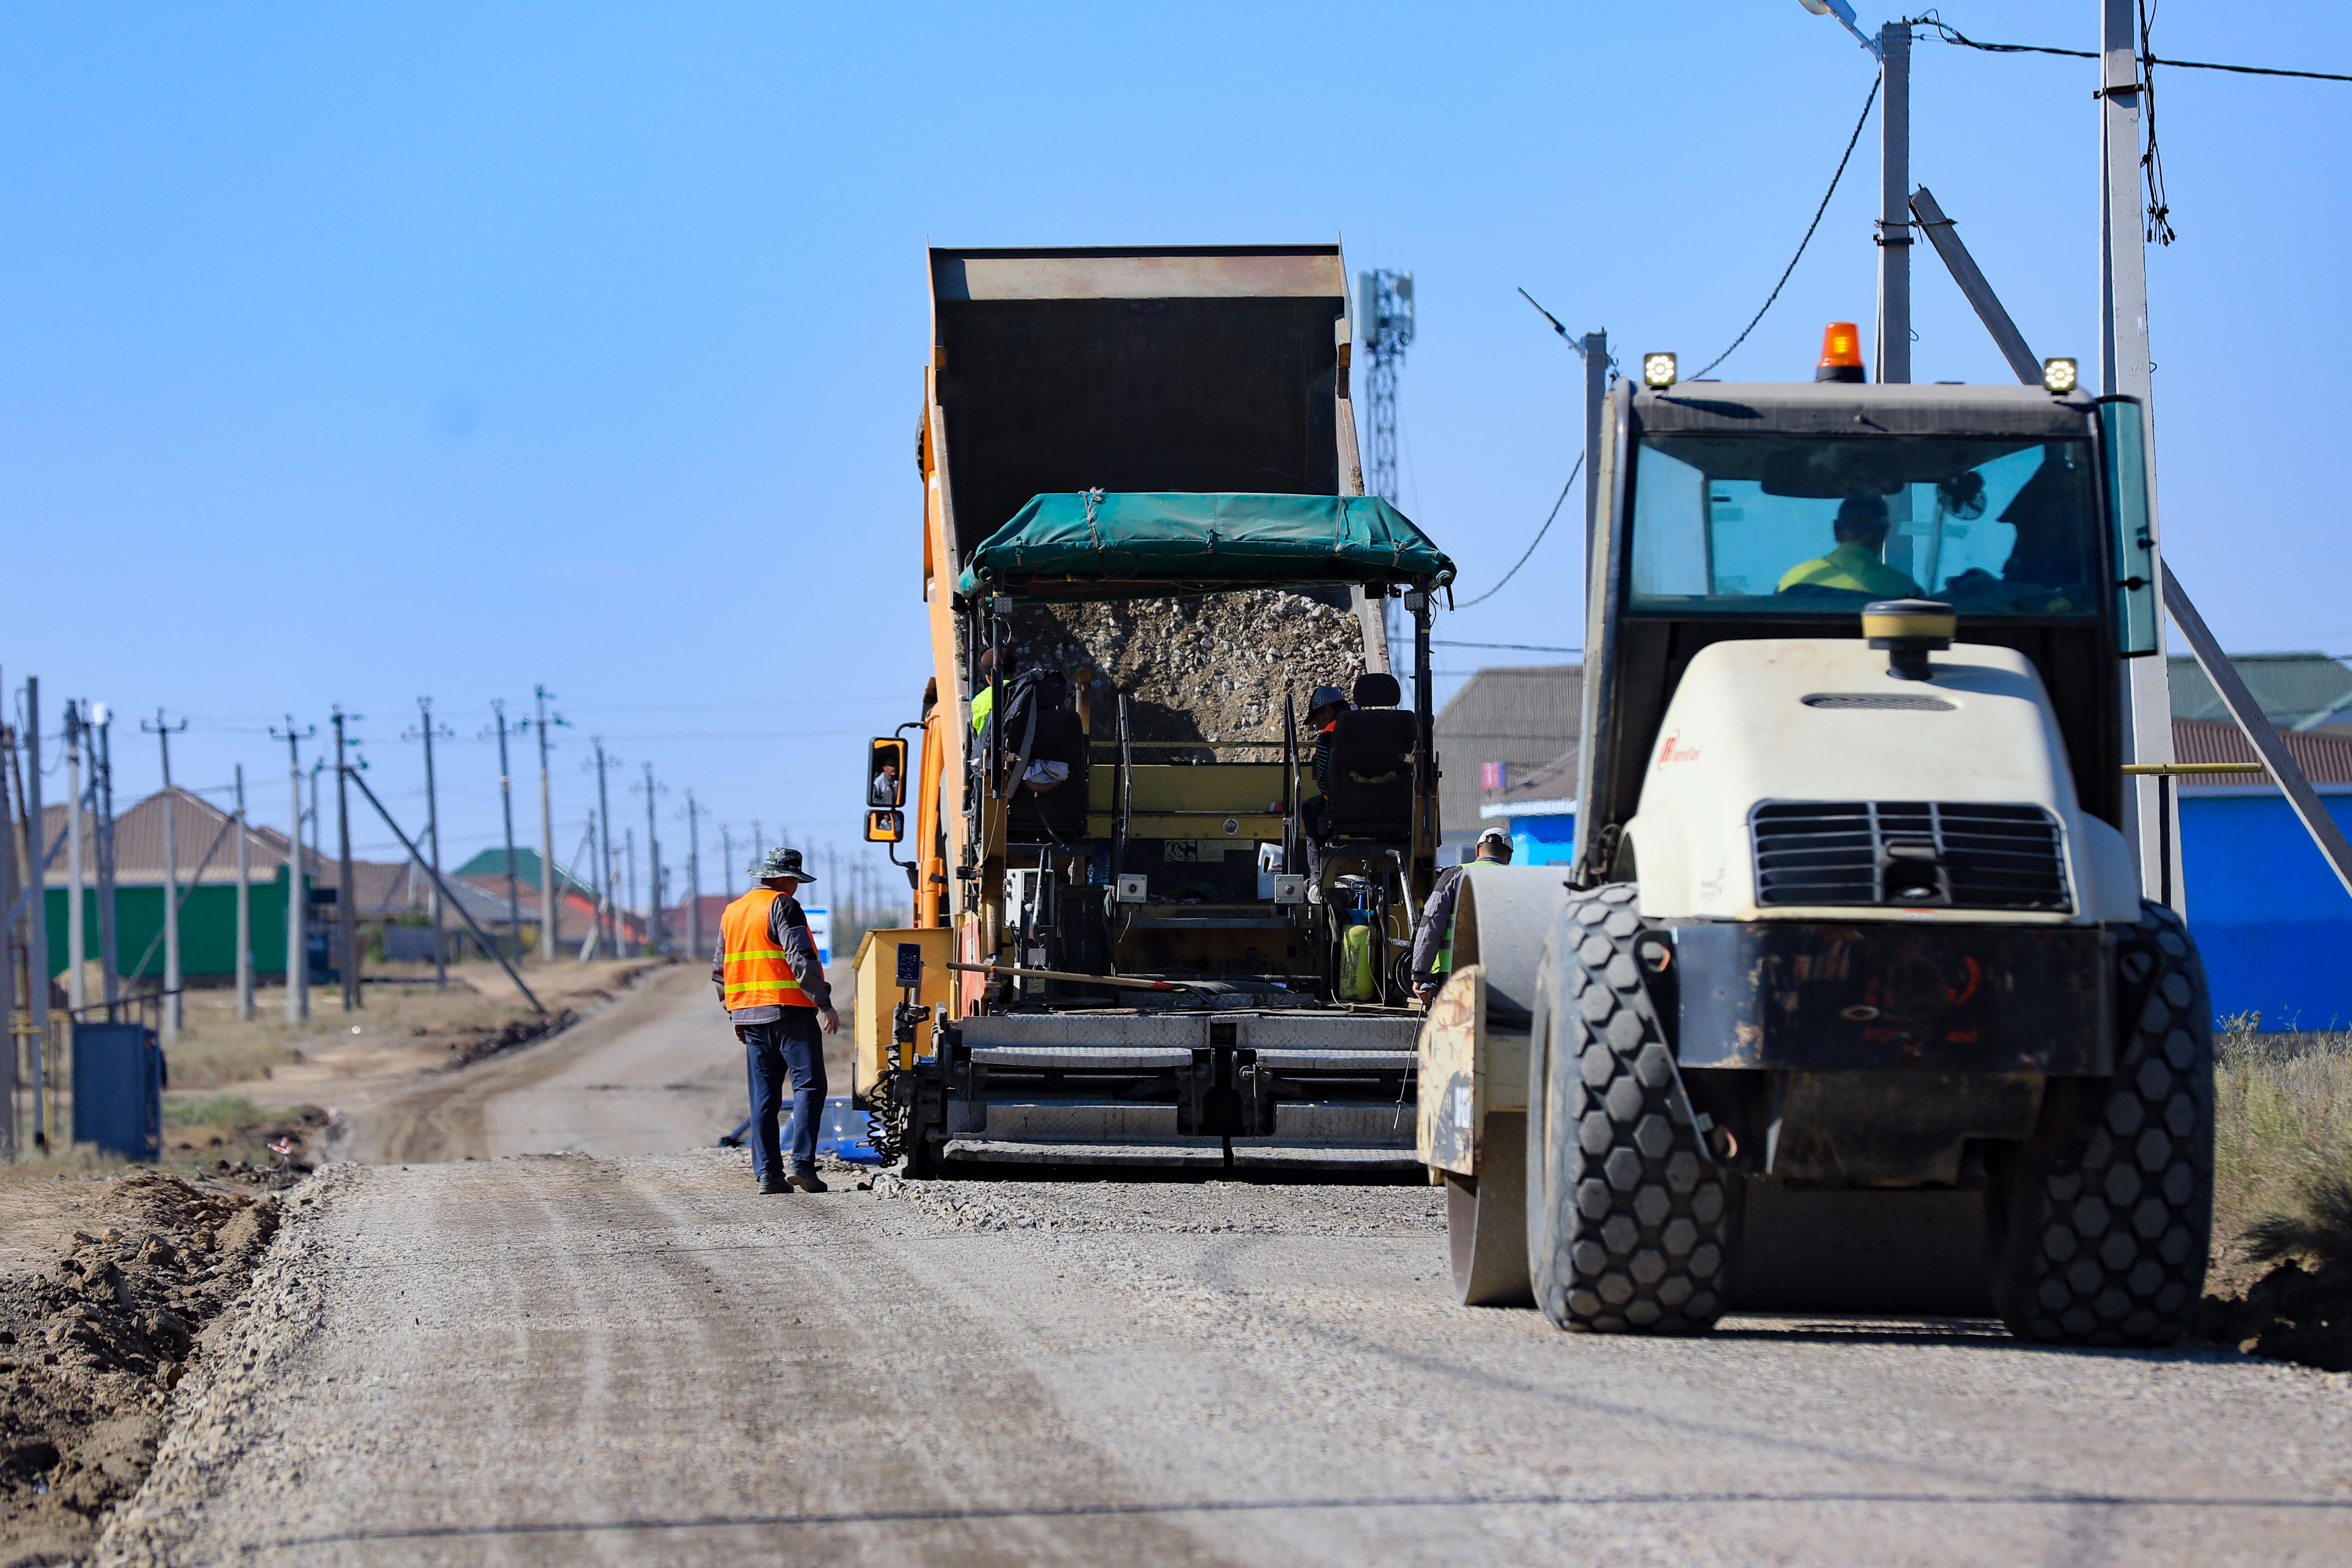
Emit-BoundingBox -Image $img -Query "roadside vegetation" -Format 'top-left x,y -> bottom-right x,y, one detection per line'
2200,1015 -> 2352,1369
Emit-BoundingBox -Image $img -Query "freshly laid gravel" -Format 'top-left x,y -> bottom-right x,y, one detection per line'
93,1154 -> 2352,1566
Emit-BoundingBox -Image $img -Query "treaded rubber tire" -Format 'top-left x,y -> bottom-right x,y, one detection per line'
1526,884 -> 1736,1334
1990,899 -> 2213,1346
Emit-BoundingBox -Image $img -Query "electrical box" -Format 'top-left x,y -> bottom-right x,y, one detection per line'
1272,875 -> 1308,905
1115,874 -> 1149,904
1004,868 -> 1045,929
72,1023 -> 162,1162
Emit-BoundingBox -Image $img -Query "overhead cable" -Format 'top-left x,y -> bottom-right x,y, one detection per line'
1450,452 -> 1583,611
1911,11 -> 2352,83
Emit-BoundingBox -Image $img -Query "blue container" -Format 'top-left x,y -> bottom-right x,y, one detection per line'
814,1095 -> 882,1164
72,1023 -> 163,1162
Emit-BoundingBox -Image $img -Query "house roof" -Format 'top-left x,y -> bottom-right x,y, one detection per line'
2169,652 -> 2352,734
1479,746 -> 1581,818
1434,664 -> 1584,835
451,845 -> 596,902
39,787 -> 329,887
2172,717 -> 2352,789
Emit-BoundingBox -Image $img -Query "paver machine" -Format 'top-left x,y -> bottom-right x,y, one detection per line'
852,244 -> 1458,1177
1420,338 -> 2213,1344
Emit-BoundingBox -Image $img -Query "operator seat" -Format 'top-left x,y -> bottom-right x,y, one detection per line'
1324,673 -> 1414,839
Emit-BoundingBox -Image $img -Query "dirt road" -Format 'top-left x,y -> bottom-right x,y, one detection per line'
103,1158 -> 2352,1566
337,963 -> 753,1165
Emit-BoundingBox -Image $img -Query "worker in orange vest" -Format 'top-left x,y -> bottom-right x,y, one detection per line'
713,847 -> 839,1194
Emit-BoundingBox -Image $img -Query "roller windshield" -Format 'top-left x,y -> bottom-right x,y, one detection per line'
1627,434 -> 2102,618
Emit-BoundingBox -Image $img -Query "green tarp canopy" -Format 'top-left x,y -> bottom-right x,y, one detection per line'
956,491 -> 1455,603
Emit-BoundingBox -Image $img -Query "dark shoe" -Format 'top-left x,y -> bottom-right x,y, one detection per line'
759,1175 -> 789,1195
787,1168 -> 828,1193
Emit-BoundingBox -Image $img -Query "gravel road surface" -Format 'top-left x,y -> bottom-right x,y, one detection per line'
101,1157 -> 2352,1566
337,963 -> 750,1165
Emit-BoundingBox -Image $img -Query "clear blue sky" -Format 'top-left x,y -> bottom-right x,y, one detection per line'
5,3 -> 2344,904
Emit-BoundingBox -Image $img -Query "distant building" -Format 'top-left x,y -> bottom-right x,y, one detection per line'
1434,664 -> 1581,862
2171,651 -> 2352,740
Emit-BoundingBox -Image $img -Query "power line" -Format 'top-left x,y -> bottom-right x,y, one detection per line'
1911,11 -> 2352,81
1434,641 -> 1580,654
1690,74 -> 1879,381
1450,453 -> 1583,611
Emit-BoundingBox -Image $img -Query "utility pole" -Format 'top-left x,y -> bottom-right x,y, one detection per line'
681,790 -> 706,962
1876,21 -> 1912,385
529,686 -> 565,965
406,699 -> 451,987
142,710 -> 189,1040
234,764 -> 253,1020
92,704 -> 119,1012
0,703 -> 14,1164
592,741 -> 617,959
582,819 -> 601,960
638,763 -> 665,955
490,701 -> 523,964
273,720 -> 313,1023
624,828 -> 637,955
720,823 -> 735,900
21,680 -> 49,1138
2100,0 -> 2178,905
64,702 -> 85,1018
332,707 -> 360,1010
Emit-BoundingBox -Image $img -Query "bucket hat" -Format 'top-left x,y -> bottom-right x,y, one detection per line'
751,846 -> 817,884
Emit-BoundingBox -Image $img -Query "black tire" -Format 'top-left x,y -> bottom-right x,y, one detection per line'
1526,884 -> 1737,1333
1990,899 -> 2213,1345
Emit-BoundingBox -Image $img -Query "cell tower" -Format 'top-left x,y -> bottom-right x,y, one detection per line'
1357,268 -> 1415,652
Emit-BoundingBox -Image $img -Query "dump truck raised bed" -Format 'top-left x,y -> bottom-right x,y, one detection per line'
853,244 -> 1458,1176
1420,344 -> 2214,1345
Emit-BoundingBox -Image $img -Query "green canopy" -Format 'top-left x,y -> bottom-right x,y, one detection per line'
956,491 -> 1455,603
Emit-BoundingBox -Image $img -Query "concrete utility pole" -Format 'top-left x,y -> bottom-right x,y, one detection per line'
0,707 -> 14,1163
142,710 -> 189,1040
490,701 -> 523,965
624,828 -> 637,955
592,741 -> 616,959
639,763 -> 664,955
272,720 -> 313,1023
22,679 -> 49,1136
93,704 -> 119,1012
720,824 -> 735,900
234,764 -> 252,1020
682,790 -> 705,963
531,686 -> 563,965
408,699 -> 451,988
64,702 -> 85,1018
1876,21 -> 1912,384
2099,0 -> 2179,905
332,707 -> 360,1010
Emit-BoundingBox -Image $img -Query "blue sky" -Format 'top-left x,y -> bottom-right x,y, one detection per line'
5,3 -> 2345,905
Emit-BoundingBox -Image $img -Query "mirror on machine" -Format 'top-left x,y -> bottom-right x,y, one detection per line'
865,808 -> 903,844
866,737 -> 908,808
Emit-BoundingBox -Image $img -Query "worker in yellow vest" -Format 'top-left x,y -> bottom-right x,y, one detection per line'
1411,828 -> 1514,1003
713,847 -> 838,1194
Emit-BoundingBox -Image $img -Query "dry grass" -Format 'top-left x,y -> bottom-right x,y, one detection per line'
2211,1014 -> 2352,1291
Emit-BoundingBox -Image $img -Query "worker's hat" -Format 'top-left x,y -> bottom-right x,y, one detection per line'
1307,685 -> 1348,714
751,846 -> 817,884
1476,827 -> 1512,851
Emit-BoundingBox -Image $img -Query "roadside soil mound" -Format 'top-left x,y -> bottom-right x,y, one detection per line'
2198,1262 -> 2352,1372
0,1173 -> 279,1565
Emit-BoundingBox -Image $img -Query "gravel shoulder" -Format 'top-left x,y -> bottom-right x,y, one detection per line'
98,1157 -> 2352,1567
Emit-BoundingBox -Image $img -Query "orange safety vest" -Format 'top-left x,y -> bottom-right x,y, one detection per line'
720,889 -> 815,1010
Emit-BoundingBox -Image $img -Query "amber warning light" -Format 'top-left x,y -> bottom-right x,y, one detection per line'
1815,321 -> 1865,384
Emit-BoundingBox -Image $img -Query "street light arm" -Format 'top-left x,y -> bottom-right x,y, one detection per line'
1799,0 -> 1882,59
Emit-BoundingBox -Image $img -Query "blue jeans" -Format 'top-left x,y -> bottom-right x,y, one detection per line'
741,1011 -> 827,1182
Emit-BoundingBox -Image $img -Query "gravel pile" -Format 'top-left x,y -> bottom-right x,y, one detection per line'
0,1173 -> 280,1564
1007,591 -> 1368,743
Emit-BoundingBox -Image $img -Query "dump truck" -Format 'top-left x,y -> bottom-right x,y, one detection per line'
1420,336 -> 2215,1345
851,244 -> 1458,1176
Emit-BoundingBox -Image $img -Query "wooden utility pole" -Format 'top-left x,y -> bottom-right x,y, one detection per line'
332,708 -> 360,1010
234,764 -> 253,1020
